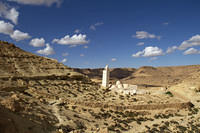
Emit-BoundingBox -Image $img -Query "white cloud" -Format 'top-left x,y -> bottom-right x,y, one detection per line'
111,58 -> 117,62
183,48 -> 200,55
74,29 -> 80,33
8,0 -> 62,7
132,51 -> 143,57
166,46 -> 178,54
30,38 -> 45,47
0,20 -> 30,41
150,57 -> 158,61
132,46 -> 164,57
6,8 -> 19,25
0,20 -> 14,35
0,2 -> 19,24
143,47 -> 163,57
89,22 -> 104,31
62,52 -> 69,56
84,46 -> 88,49
10,30 -> 31,41
163,22 -> 169,25
133,31 -> 161,40
89,25 -> 96,30
179,35 -> 200,50
36,43 -> 55,55
80,54 -> 84,57
52,34 -> 89,47
137,42 -> 144,46
94,22 -> 104,26
61,58 -> 67,63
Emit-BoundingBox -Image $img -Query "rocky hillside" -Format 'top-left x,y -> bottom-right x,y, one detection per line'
0,41 -> 81,77
73,68 -> 136,80
0,41 -> 96,133
169,70 -> 200,104
0,41 -> 199,133
75,65 -> 200,87
0,41 -> 88,91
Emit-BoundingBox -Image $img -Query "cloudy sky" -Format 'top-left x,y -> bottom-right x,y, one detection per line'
0,0 -> 200,68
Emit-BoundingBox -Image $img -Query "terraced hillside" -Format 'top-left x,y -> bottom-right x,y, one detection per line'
0,41 -> 75,77
0,41 -> 200,133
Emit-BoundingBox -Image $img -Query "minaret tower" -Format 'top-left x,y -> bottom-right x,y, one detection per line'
102,65 -> 110,87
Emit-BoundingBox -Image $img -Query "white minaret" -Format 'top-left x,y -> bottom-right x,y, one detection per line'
102,65 -> 110,87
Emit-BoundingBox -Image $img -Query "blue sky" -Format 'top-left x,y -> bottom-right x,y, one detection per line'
0,0 -> 200,68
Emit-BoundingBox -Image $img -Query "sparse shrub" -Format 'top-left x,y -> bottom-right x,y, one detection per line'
147,100 -> 152,104
153,124 -> 159,127
125,117 -> 135,123
136,120 -> 141,125
73,114 -> 80,118
126,95 -> 130,98
175,113 -> 182,117
116,123 -> 128,131
100,111 -> 111,119
95,124 -> 99,128
132,98 -> 137,102
194,87 -> 200,92
189,107 -> 199,115
89,111 -> 101,119
74,120 -> 86,130
124,111 -> 136,117
59,125 -> 74,132
100,108 -> 105,112
119,95 -> 124,100
170,120 -> 179,125
107,125 -> 116,131
151,127 -> 159,132
82,108 -> 87,112
177,125 -> 187,132
159,125 -> 170,132
154,113 -> 174,119
108,109 -> 113,113
104,122 -> 108,126
165,91 -> 173,97
72,105 -> 77,110
145,125 -> 150,129
164,121 -> 169,126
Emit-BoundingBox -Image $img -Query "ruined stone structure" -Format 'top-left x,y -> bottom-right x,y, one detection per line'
101,65 -> 143,95
110,80 -> 140,95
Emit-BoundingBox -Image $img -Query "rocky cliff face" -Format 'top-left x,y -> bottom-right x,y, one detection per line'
0,41 -> 77,77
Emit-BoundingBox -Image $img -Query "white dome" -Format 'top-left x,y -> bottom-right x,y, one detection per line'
116,80 -> 121,86
123,84 -> 129,88
117,84 -> 123,89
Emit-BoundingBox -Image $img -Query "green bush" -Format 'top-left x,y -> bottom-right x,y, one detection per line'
165,91 -> 173,97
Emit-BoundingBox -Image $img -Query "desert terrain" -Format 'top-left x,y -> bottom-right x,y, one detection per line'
0,41 -> 200,133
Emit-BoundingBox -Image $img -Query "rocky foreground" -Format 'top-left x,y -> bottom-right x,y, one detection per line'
0,41 -> 200,133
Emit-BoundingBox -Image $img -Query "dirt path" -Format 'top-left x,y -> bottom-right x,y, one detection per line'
49,100 -> 66,126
